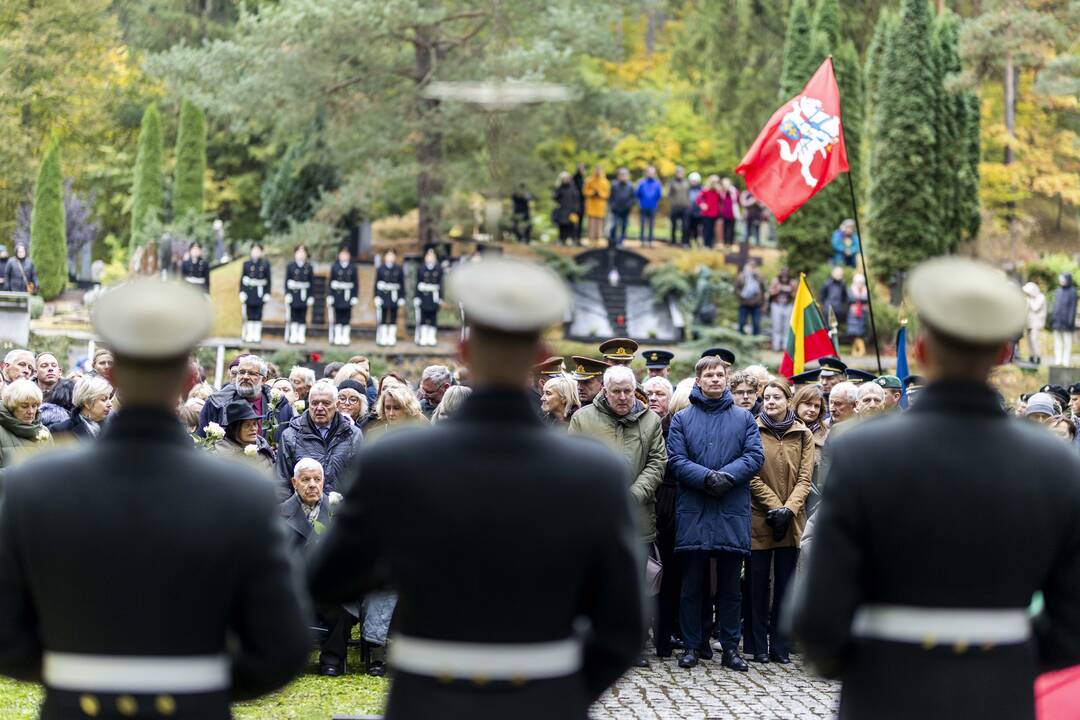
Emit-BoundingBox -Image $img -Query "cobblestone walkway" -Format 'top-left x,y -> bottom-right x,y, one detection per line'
592,654 -> 839,719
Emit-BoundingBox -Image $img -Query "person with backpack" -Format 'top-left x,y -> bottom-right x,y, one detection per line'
735,260 -> 765,337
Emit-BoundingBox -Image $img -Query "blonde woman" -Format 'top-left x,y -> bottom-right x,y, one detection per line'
431,385 -> 473,423
0,379 -> 52,466
366,384 -> 424,442
540,375 -> 580,426
334,362 -> 370,388
54,375 -> 113,441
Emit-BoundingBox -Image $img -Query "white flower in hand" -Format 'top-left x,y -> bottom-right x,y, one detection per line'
270,388 -> 282,405
35,428 -> 50,442
293,400 -> 306,415
204,422 -> 225,441
243,444 -> 258,457
328,491 -> 343,507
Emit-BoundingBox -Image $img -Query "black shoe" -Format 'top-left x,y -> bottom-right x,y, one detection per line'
320,664 -> 342,677
678,650 -> 699,669
769,653 -> 791,664
634,655 -> 649,668
670,636 -> 685,651
750,653 -> 770,663
700,644 -> 714,661
721,649 -> 749,672
655,645 -> 672,659
367,660 -> 387,677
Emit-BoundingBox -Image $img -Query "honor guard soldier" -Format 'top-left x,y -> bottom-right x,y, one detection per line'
642,349 -> 674,378
570,356 -> 612,406
0,279 -> 309,719
699,347 -> 736,368
788,257 -> 1080,720
309,258 -> 645,720
531,356 -> 567,406
239,243 -> 271,344
284,244 -> 314,345
374,249 -> 405,347
327,245 -> 359,347
413,248 -> 443,347
599,337 -> 638,366
180,242 -> 209,293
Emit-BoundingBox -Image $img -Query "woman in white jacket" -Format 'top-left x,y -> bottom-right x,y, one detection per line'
1023,282 -> 1047,364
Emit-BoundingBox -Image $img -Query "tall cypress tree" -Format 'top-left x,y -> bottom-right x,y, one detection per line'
130,103 -> 163,250
29,138 -> 67,300
173,99 -> 207,223
960,93 -> 982,243
779,0 -> 818,98
811,0 -> 840,56
868,0 -> 940,281
864,10 -> 897,112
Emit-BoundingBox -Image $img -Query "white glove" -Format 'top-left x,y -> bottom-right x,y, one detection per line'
284,293 -> 293,305
413,297 -> 422,309
326,296 -> 333,306
374,296 -> 383,309
307,296 -> 314,307
350,297 -> 358,306
397,298 -> 405,307
239,292 -> 247,303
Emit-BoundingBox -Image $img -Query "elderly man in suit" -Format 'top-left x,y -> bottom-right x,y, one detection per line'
280,458 -> 353,677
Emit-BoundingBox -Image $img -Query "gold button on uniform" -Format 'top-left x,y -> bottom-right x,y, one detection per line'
79,694 -> 100,717
471,674 -> 489,686
155,694 -> 177,716
921,635 -> 937,650
116,694 -> 138,716
952,640 -> 970,654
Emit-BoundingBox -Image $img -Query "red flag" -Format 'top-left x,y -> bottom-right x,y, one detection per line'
736,58 -> 849,223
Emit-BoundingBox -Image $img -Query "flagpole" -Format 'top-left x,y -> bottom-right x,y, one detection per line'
844,163 -> 883,375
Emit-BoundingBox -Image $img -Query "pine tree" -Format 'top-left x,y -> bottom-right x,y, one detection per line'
811,0 -> 840,57
868,0 -> 940,281
173,99 -> 207,223
130,103 -> 163,250
779,0 -> 818,98
29,138 -> 67,300
959,93 -> 981,243
864,10 -> 897,112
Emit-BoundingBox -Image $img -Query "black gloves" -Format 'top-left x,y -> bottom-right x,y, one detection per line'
703,471 -> 735,498
765,507 -> 795,541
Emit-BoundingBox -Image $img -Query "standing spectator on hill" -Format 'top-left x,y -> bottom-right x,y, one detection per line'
768,269 -> 798,352
572,163 -> 587,243
667,167 -> 691,246
831,219 -> 860,268
696,176 -> 721,249
583,166 -> 610,245
735,260 -> 765,337
608,168 -> 635,247
719,178 -> 740,247
741,189 -> 764,245
1050,272 -> 1077,366
636,166 -> 663,247
4,244 -> 37,294
847,274 -> 870,357
552,172 -> 581,246
1023,282 -> 1047,364
820,267 -> 848,332
687,172 -> 704,245
510,183 -> 533,244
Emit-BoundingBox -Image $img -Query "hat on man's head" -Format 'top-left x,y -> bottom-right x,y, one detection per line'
223,399 -> 259,427
1024,392 -> 1059,418
599,338 -> 639,364
699,348 -> 736,366
533,356 -> 566,378
447,258 -> 570,334
1069,382 -> 1080,396
91,279 -> 212,359
908,257 -> 1026,345
817,356 -> 848,377
570,356 -> 611,381
1039,384 -> 1070,410
874,375 -> 903,390
846,369 -> 877,384
643,349 -> 674,370
904,374 -> 925,390
789,368 -> 822,386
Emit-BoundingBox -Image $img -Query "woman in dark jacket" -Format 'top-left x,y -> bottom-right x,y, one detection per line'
52,376 -> 113,441
5,244 -> 38,293
552,171 -> 581,246
40,378 -> 76,430
212,399 -> 282,498
1051,272 -> 1077,366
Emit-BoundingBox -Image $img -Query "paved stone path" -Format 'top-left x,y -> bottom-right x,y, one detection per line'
592,654 -> 839,719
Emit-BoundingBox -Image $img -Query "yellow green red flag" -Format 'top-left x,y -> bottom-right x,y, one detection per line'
780,273 -> 838,378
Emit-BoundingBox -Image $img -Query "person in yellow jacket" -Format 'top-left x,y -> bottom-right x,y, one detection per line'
583,165 -> 611,244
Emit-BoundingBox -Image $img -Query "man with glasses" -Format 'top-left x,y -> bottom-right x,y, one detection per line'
197,354 -> 295,442
418,365 -> 452,419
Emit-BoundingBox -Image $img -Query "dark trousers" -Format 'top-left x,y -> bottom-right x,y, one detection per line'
654,544 -> 681,654
679,550 -> 744,652
687,213 -> 702,244
701,217 -> 717,248
669,206 -> 689,245
245,303 -> 264,322
738,305 -> 761,336
332,306 -> 352,325
318,604 -> 355,668
608,211 -> 630,246
722,217 -> 736,246
378,304 -> 399,325
639,208 -> 656,245
512,213 -> 531,243
419,307 -> 437,325
289,306 -> 308,324
742,547 -> 798,657
558,222 -> 575,244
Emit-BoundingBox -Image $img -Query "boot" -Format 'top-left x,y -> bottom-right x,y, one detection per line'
375,325 -> 384,346
426,325 -> 437,346
298,324 -> 307,345
415,323 -> 422,345
678,649 -> 699,669
253,321 -> 262,344
388,325 -> 398,346
721,648 -> 748,672
285,322 -> 294,344
333,325 -> 343,346
240,322 -> 249,343
342,325 -> 351,346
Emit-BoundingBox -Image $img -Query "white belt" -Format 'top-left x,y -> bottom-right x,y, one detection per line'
330,280 -> 354,290
852,605 -> 1031,646
416,282 -> 440,293
286,279 -> 310,289
241,277 -> 267,287
389,635 -> 582,681
376,281 -> 400,292
44,652 -> 230,693
184,276 -> 206,285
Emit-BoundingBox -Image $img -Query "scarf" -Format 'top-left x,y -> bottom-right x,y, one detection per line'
760,410 -> 796,439
804,419 -> 823,435
80,414 -> 101,438
302,499 -> 322,528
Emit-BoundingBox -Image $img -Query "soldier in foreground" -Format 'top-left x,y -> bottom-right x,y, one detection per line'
0,279 -> 310,719
787,257 -> 1080,719
309,258 -> 645,720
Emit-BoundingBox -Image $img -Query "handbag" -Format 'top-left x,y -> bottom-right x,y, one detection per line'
646,543 -> 662,596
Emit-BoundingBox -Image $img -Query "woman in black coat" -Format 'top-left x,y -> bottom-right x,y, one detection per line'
552,171 -> 581,246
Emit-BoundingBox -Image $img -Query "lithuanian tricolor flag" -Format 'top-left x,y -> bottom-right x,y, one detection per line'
780,273 -> 838,378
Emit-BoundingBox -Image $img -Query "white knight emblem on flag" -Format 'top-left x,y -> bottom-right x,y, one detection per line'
776,96 -> 841,188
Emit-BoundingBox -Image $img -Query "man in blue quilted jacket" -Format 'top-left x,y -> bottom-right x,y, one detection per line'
667,352 -> 764,671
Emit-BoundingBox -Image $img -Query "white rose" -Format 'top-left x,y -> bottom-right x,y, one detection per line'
293,400 -> 306,415
328,491 -> 343,507
204,422 -> 225,441
35,428 -> 50,442
270,388 -> 282,405
244,444 -> 258,457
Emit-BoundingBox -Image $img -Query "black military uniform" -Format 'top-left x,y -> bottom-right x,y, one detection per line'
284,260 -> 314,345
788,257 -> 1080,720
327,258 -> 359,346
239,255 -> 271,343
180,254 -> 209,293
374,261 -> 405,347
413,259 -> 443,347
309,258 -> 645,720
0,279 -> 309,720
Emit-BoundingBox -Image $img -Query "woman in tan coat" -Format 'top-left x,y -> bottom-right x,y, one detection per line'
744,380 -> 813,664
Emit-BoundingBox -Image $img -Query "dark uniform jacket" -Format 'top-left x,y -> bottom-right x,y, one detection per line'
374,264 -> 404,306
328,262 -> 358,310
180,257 -> 210,293
285,262 -> 314,309
415,263 -> 442,313
0,409 -> 310,719
308,389 -> 646,720
788,382 -> 1080,720
240,258 -> 271,306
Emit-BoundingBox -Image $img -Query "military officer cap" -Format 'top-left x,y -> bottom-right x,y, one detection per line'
1069,382 -> 1080,396
533,356 -> 566,378
699,348 -> 736,366
643,349 -> 675,370
904,374 -> 925,390
874,375 -> 903,390
817,356 -> 848,378
908,256 -> 1026,345
1039,384 -> 1070,411
447,257 -> 570,334
91,279 -> 212,359
846,369 -> 876,384
599,337 -> 639,363
570,356 -> 611,381
789,368 -> 822,386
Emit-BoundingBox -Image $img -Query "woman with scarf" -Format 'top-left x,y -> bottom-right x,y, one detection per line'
744,380 -> 813,665
0,379 -> 52,467
53,376 -> 113,441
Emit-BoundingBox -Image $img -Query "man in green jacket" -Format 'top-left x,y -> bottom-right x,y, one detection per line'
569,364 -> 666,668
